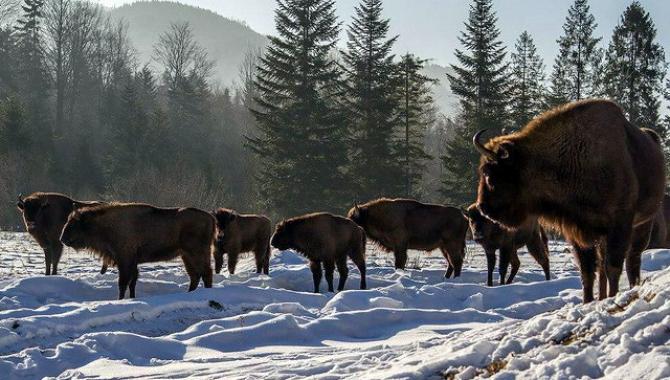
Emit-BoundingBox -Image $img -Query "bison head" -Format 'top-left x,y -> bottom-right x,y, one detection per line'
17,195 -> 50,231
213,208 -> 237,244
347,204 -> 368,228
60,210 -> 93,249
473,130 -> 529,228
270,221 -> 292,251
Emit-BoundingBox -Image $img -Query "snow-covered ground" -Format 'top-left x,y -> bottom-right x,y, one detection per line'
1,231 -> 669,379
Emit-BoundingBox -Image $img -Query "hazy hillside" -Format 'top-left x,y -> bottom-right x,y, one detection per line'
108,1 -> 268,87
422,63 -> 458,117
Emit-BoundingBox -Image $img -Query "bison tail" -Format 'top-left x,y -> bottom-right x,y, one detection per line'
642,128 -> 662,145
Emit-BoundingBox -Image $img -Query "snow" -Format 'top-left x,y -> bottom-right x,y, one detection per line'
1,232 -> 669,379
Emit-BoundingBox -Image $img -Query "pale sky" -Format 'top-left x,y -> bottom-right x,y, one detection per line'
91,0 -> 670,69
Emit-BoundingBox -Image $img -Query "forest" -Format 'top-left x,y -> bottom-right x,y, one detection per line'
0,0 -> 668,227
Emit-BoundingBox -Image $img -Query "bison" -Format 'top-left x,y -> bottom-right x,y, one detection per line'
213,208 -> 272,275
17,192 -> 102,275
466,204 -> 550,286
60,203 -> 215,299
270,212 -> 366,293
347,198 -> 468,278
647,194 -> 670,249
473,99 -> 665,303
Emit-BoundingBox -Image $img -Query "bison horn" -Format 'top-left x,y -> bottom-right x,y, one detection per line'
473,129 -> 496,160
17,194 -> 24,204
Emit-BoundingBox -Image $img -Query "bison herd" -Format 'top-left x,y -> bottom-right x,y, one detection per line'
14,99 -> 669,304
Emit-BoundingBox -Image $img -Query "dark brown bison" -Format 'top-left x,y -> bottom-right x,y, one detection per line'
60,203 -> 215,299
270,213 -> 366,293
473,99 -> 665,303
648,194 -> 670,248
466,204 -> 550,286
213,208 -> 272,275
17,192 -> 102,275
347,198 -> 468,278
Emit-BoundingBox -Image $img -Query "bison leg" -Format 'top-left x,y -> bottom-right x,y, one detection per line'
393,245 -> 408,270
227,251 -> 239,275
309,260 -> 323,293
442,240 -> 464,278
324,260 -> 335,292
506,249 -> 520,285
182,256 -> 201,292
597,257 -> 608,301
50,243 -> 63,275
526,234 -> 551,281
335,255 -> 349,291
128,266 -> 139,299
117,264 -> 133,300
214,250 -> 224,274
263,245 -> 271,275
498,245 -> 511,286
43,247 -> 52,276
484,248 -> 496,286
254,248 -> 265,274
627,221 -> 653,288
605,223 -> 633,298
348,246 -> 367,290
573,245 -> 597,303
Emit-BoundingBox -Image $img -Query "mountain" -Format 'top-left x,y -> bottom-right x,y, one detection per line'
421,63 -> 458,117
108,1 -> 268,88
108,1 -> 457,115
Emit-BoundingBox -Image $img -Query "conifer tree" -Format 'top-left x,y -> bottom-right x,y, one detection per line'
14,0 -> 49,139
509,31 -> 547,128
441,0 -> 509,205
602,1 -> 666,137
396,53 -> 435,197
342,0 -> 400,200
248,0 -> 348,217
548,0 -> 602,104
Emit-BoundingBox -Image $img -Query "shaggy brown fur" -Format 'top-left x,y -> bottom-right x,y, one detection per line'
474,99 -> 665,303
17,192 -> 102,275
271,213 -> 366,293
60,203 -> 215,299
466,204 -> 550,286
348,198 -> 468,278
213,208 -> 272,275
648,194 -> 670,249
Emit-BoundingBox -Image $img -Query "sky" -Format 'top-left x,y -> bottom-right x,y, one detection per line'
91,0 -> 670,69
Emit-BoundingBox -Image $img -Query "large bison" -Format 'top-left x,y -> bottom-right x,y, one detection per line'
466,204 -> 550,286
647,194 -> 670,248
270,212 -> 366,293
17,192 -> 101,275
60,203 -> 215,299
348,198 -> 468,278
473,99 -> 665,303
213,208 -> 272,275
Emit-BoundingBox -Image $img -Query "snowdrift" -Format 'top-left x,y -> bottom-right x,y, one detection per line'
1,233 -> 669,379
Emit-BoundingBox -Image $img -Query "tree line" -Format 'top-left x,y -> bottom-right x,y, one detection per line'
0,0 -> 668,228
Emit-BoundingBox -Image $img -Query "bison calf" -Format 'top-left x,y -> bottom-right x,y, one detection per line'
348,198 -> 468,279
213,208 -> 272,275
17,192 -> 101,275
467,204 -> 550,286
271,213 -> 366,293
60,203 -> 215,299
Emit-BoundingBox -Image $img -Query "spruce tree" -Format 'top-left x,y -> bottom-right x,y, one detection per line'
441,0 -> 509,205
509,31 -> 547,128
548,0 -> 602,104
248,0 -> 348,217
342,0 -> 400,200
602,1 -> 666,137
396,53 -> 435,197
